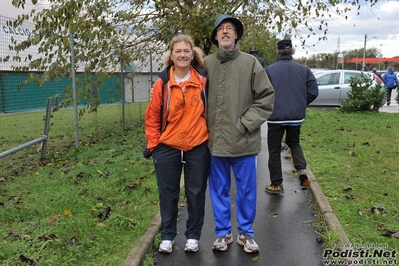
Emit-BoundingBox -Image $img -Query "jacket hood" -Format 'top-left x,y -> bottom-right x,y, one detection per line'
211,14 -> 243,46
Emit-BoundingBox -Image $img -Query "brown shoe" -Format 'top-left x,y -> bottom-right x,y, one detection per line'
265,184 -> 284,194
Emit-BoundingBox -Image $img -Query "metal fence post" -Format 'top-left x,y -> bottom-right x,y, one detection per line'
40,97 -> 52,160
69,32 -> 79,148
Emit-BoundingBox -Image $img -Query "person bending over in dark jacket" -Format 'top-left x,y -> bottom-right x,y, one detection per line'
265,39 -> 319,194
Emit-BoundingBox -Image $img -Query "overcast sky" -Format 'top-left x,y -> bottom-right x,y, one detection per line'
292,1 -> 399,59
2,0 -> 399,59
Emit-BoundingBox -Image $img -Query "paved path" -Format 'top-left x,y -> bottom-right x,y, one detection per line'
380,89 -> 398,113
124,97 -> 399,266
154,123 -> 324,266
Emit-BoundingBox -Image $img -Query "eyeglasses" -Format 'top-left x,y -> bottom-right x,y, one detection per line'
216,25 -> 235,32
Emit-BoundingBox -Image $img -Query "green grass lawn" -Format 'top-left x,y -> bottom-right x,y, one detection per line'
303,108 -> 399,253
1,106 -> 398,265
1,104 -> 158,266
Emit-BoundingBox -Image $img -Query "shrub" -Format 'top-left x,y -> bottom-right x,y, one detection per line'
340,74 -> 385,112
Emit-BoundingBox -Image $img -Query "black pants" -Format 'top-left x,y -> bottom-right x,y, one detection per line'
386,88 -> 394,103
153,142 -> 209,241
267,123 -> 306,185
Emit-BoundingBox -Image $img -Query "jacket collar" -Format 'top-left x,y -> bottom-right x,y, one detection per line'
277,55 -> 293,61
216,45 -> 241,63
159,64 -> 207,83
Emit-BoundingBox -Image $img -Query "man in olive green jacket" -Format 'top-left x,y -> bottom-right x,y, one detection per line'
204,14 -> 275,254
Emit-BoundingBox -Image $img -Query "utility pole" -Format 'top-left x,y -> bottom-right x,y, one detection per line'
362,34 -> 367,71
336,35 -> 340,70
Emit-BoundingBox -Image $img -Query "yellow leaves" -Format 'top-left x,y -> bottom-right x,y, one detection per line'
64,209 -> 73,216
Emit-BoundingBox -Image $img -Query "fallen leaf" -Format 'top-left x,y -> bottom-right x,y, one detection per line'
76,172 -> 86,178
48,214 -> 61,224
382,230 -> 399,238
38,234 -> 58,241
98,206 -> 111,220
371,206 -> 388,216
8,231 -> 21,239
358,209 -> 364,216
179,201 -> 186,207
127,181 -> 141,189
19,254 -> 36,265
64,209 -> 73,216
96,169 -> 104,177
345,194 -> 354,200
127,218 -> 136,226
117,201 -> 129,206
66,235 -> 78,249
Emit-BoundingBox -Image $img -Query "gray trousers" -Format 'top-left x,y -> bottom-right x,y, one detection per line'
152,142 -> 209,241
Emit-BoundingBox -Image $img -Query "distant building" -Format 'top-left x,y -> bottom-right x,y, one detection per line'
1,14 -> 162,113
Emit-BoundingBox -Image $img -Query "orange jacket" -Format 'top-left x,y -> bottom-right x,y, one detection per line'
145,65 -> 208,152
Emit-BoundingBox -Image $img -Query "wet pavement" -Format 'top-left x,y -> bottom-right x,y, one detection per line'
154,123 -> 324,266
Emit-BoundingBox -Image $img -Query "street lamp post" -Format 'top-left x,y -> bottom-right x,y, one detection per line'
379,44 -> 383,70
362,34 -> 377,71
362,34 -> 367,71
355,50 -> 358,70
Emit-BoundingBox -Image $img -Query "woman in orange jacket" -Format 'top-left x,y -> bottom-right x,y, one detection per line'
144,34 -> 209,253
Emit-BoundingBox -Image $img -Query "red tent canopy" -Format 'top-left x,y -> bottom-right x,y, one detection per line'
345,57 -> 399,64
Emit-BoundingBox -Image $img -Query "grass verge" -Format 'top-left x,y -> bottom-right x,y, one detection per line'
303,108 -> 399,252
1,104 -> 160,265
2,107 -> 399,265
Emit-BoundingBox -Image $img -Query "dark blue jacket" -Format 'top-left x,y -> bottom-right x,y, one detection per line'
265,55 -> 318,124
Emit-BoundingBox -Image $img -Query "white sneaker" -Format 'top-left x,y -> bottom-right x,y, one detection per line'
159,239 -> 175,253
237,233 -> 259,253
212,234 -> 233,251
184,239 -> 199,252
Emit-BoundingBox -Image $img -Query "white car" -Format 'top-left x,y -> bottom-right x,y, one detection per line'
310,68 -> 329,76
309,70 -> 385,106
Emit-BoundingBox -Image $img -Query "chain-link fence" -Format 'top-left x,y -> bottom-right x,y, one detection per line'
0,14 -> 162,173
